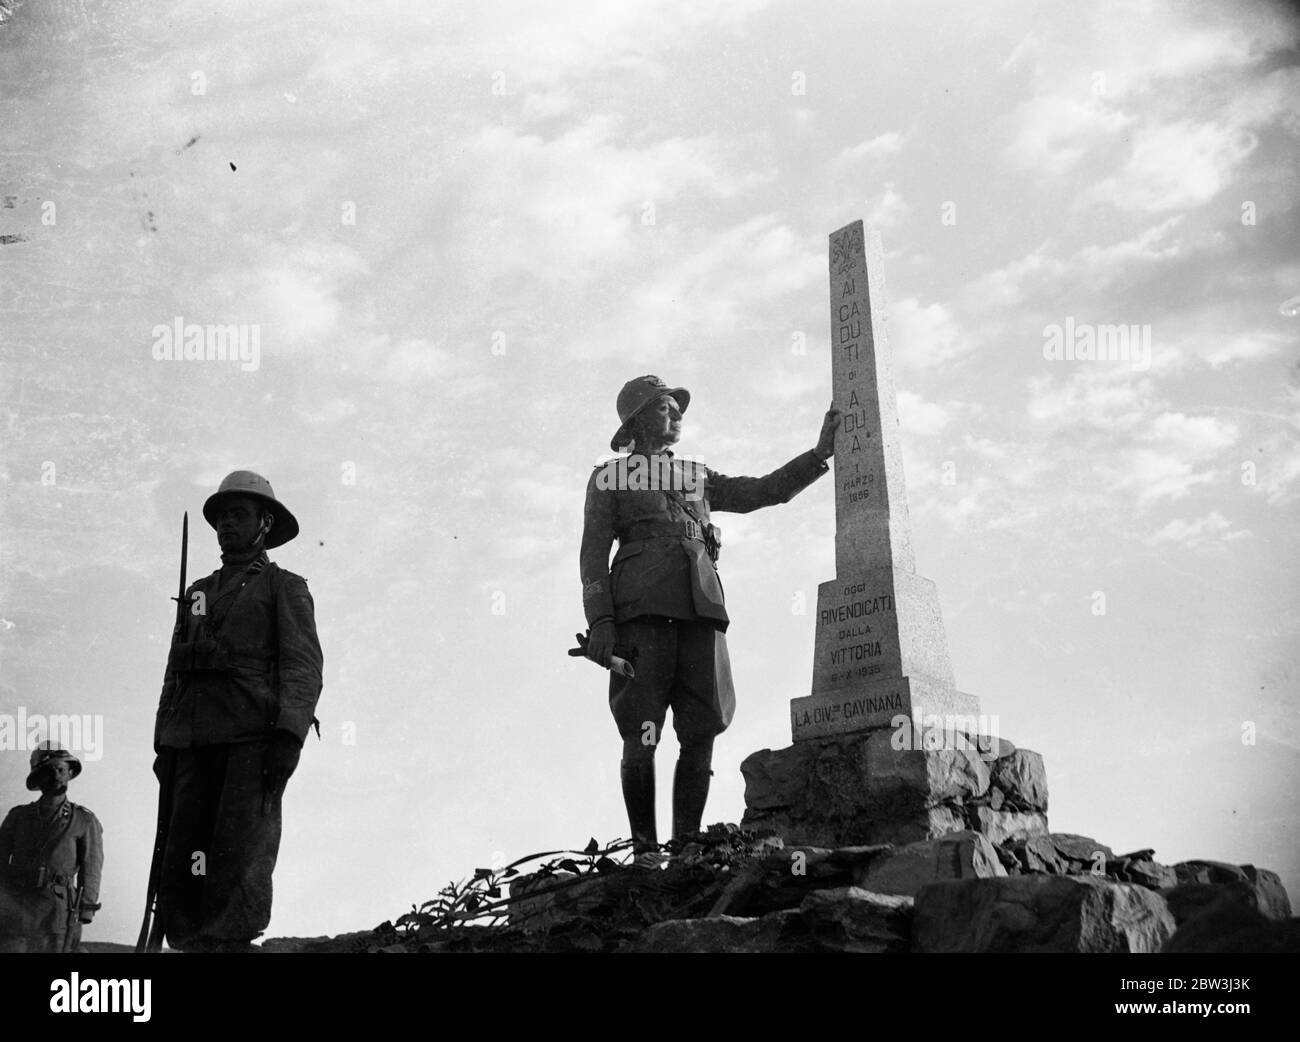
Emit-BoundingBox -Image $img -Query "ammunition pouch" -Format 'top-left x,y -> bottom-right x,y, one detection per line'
170,638 -> 232,674
3,860 -> 70,891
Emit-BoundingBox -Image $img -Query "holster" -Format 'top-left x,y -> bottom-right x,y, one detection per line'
702,523 -> 722,564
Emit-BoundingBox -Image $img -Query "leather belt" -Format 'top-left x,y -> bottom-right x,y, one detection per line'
227,650 -> 276,669
621,520 -> 703,543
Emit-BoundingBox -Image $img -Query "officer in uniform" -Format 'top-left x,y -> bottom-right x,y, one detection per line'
0,741 -> 104,953
581,376 -> 837,867
153,471 -> 323,952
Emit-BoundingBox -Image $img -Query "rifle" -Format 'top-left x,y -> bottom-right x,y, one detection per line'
136,512 -> 186,953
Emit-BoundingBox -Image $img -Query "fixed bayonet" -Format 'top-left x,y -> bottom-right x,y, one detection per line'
171,511 -> 188,640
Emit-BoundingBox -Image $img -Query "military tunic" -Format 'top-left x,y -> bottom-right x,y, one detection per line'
580,449 -> 827,738
156,552 -> 324,748
0,798 -> 103,953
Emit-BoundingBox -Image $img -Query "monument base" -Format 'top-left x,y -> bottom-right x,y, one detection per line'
740,728 -> 1049,850
790,674 -> 980,743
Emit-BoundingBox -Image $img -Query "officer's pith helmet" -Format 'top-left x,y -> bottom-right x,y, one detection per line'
203,471 -> 300,549
610,375 -> 691,452
26,741 -> 82,791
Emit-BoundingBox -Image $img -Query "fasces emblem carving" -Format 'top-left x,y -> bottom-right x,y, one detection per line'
830,223 -> 864,277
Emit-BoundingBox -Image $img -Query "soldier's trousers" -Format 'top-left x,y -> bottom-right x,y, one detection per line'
0,927 -> 80,953
609,616 -> 736,743
0,886 -> 81,952
157,741 -> 282,949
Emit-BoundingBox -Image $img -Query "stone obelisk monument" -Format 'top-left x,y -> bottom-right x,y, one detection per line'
790,221 -> 977,742
741,221 -> 1046,849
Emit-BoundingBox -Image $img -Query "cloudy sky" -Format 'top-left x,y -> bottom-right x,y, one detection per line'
1,0 -> 1297,944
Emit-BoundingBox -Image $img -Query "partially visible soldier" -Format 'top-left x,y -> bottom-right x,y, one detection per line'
0,741 -> 104,953
153,471 -> 323,952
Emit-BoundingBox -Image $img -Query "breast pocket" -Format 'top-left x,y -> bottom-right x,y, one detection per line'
609,543 -> 644,600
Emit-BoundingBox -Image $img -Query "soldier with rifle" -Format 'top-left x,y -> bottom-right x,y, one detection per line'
0,741 -> 104,953
145,471 -> 323,952
580,376 -> 838,868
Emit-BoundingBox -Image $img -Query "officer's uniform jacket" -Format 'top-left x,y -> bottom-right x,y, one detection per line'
155,551 -> 324,748
0,799 -> 103,940
581,449 -> 828,632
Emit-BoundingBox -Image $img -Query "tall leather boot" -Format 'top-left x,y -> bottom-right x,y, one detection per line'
671,745 -> 714,843
620,752 -> 658,856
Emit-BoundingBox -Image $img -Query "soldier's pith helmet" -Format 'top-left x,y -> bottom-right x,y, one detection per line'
202,471 -> 300,549
26,741 -> 82,790
610,375 -> 691,452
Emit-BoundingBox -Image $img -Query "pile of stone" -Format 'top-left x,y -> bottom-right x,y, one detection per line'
498,827 -> 1296,953
723,726 -> 1296,953
290,819 -> 1288,954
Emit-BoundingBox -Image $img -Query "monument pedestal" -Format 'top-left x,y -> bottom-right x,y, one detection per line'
740,729 -> 1050,850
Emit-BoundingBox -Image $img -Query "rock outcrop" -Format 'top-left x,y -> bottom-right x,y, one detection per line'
740,732 -> 1048,849
912,875 -> 1176,953
286,824 -> 1294,954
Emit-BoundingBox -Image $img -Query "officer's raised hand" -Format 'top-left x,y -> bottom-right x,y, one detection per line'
814,404 -> 841,461
586,619 -> 617,670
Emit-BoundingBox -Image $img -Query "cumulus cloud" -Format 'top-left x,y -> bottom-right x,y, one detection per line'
864,182 -> 909,231
1247,389 -> 1300,505
1080,119 -> 1258,211
890,296 -> 970,369
1205,330 -> 1292,368
897,390 -> 950,437
1003,94 -> 1135,176
1145,510 -> 1249,551
960,245 -> 1066,312
1144,411 -> 1239,455
961,218 -> 1190,314
1099,8 -> 1298,94
1026,372 -> 1239,507
1098,448 -> 1221,505
833,131 -> 904,169
998,32 -> 1042,74
1255,441 -> 1300,506
1025,369 -> 1152,431
573,213 -> 820,360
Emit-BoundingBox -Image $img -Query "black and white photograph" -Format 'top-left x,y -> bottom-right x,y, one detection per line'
1,0 -> 1296,1019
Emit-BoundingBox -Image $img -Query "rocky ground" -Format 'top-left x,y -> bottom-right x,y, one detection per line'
253,824 -> 1299,953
